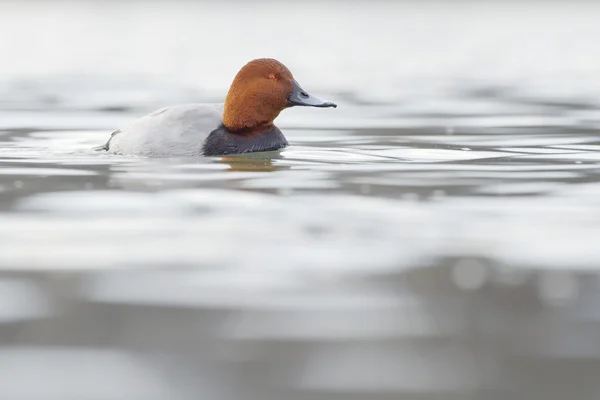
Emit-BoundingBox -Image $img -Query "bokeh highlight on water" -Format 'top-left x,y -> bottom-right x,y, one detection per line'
1,1 -> 600,399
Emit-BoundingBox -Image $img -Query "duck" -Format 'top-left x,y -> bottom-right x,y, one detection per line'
101,58 -> 337,157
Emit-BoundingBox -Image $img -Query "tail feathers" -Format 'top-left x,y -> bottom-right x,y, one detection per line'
94,129 -> 121,151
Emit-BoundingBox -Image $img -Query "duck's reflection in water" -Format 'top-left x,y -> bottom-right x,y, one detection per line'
220,154 -> 290,173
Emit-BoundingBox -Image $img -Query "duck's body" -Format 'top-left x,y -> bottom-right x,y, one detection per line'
101,58 -> 336,157
104,103 -> 223,157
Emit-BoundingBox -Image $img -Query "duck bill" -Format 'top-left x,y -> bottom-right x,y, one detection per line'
287,80 -> 337,108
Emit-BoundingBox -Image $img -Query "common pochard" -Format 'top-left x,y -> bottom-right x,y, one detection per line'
101,58 -> 337,157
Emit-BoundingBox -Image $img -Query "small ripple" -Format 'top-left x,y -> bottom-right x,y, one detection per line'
0,167 -> 96,176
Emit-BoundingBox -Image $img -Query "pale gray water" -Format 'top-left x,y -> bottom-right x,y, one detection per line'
1,1 -> 600,399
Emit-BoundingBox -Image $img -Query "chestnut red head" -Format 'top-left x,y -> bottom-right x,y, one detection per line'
223,58 -> 336,132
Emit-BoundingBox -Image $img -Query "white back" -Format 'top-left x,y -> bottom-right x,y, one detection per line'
107,103 -> 224,157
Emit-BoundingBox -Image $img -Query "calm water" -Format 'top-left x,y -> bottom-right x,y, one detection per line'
1,1 -> 600,399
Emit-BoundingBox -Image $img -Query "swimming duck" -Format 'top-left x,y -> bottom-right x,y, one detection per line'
101,58 -> 337,157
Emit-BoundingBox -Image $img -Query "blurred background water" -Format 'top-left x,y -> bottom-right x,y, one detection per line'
1,0 -> 600,399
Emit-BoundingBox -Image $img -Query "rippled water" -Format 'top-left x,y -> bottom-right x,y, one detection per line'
2,1 -> 600,399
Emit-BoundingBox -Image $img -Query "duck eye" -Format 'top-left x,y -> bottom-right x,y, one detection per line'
267,73 -> 277,81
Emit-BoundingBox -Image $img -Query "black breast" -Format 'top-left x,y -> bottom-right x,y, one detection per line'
202,124 -> 289,156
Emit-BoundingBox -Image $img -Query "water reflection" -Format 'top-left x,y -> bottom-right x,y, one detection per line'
1,266 -> 600,399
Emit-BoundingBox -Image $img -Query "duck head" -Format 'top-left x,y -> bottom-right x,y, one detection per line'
222,58 -> 337,132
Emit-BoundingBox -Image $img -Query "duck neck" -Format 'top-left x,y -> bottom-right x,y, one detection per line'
202,123 -> 288,156
222,91 -> 283,133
